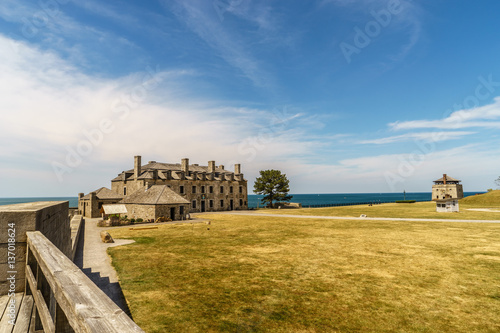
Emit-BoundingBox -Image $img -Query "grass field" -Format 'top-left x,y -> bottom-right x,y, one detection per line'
253,191 -> 500,220
107,210 -> 500,332
253,201 -> 500,220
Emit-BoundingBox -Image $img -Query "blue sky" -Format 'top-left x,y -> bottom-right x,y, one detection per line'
1,0 -> 500,197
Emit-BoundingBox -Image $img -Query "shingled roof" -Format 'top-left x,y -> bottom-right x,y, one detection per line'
81,187 -> 124,200
112,161 -> 235,182
120,185 -> 190,205
433,175 -> 461,184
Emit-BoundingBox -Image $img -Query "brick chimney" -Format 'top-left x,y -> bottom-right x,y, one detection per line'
208,161 -> 216,173
443,174 -> 447,185
235,164 -> 241,174
134,156 -> 141,180
182,158 -> 189,173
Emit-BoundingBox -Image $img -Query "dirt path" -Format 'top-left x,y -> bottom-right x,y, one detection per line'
73,218 -> 135,315
73,218 -> 207,315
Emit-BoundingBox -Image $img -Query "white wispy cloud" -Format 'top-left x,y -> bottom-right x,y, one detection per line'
326,0 -> 423,68
359,131 -> 475,144
286,143 -> 500,193
71,1 -> 141,26
162,0 -> 275,88
390,97 -> 500,130
0,0 -> 141,71
0,34 -> 319,196
1,31 -> 497,197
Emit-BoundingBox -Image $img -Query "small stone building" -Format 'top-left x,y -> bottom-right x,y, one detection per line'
78,187 -> 124,218
432,174 -> 463,201
101,204 -> 128,219
436,198 -> 459,212
120,185 -> 190,221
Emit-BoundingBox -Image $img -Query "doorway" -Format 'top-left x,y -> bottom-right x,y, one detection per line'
170,207 -> 176,220
201,200 -> 206,212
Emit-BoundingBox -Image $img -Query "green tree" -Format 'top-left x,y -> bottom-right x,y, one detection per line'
253,169 -> 292,208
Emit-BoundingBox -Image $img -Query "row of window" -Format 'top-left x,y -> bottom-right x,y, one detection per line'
123,185 -> 245,196
181,185 -> 244,195
191,199 -> 246,209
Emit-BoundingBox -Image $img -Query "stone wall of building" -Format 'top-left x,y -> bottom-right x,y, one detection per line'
124,204 -> 156,221
124,203 -> 190,221
155,204 -> 189,221
112,178 -> 146,197
78,192 -> 99,218
432,184 -> 464,200
0,201 -> 70,295
113,178 -> 247,213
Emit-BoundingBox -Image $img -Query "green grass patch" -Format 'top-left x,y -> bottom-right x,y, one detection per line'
108,214 -> 500,332
460,190 -> 500,207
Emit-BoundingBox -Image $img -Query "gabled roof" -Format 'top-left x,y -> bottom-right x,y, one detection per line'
137,171 -> 156,180
82,187 -> 124,200
120,185 -> 189,205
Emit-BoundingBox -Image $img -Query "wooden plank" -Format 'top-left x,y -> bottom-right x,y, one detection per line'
25,266 -> 54,333
29,300 -> 36,333
33,291 -> 53,333
0,295 -> 9,321
0,293 -> 23,333
26,231 -> 144,333
12,294 -> 33,333
129,226 -> 158,230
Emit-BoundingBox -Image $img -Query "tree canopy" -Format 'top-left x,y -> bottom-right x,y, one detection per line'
253,169 -> 292,208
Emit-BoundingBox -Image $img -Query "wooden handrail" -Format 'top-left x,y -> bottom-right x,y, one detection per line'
25,231 -> 144,332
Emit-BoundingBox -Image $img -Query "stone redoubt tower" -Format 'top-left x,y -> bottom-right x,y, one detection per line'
432,174 -> 464,200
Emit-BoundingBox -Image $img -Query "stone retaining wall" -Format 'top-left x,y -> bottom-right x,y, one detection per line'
0,201 -> 71,295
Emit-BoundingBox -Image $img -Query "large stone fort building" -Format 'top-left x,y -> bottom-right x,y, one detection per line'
79,156 -> 248,220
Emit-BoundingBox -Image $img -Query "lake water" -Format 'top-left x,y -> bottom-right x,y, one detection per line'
248,192 -> 483,208
0,192 -> 484,209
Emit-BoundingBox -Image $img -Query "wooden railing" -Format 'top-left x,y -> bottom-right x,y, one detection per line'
25,231 -> 144,333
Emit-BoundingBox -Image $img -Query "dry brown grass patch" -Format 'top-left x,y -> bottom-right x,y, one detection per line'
108,214 -> 500,332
